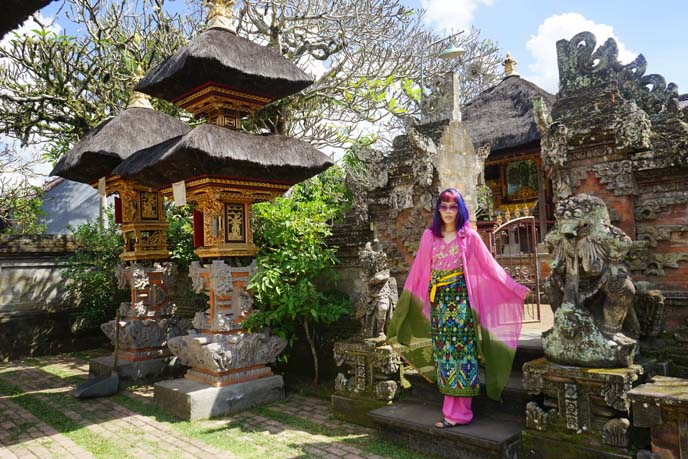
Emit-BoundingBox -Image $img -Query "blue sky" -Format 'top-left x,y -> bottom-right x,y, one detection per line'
405,0 -> 688,95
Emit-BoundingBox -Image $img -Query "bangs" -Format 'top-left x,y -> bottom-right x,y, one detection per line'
439,189 -> 459,203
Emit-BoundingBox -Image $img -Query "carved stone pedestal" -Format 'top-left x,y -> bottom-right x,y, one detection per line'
331,337 -> 401,426
90,263 -> 191,383
522,357 -> 645,459
155,259 -> 287,419
628,376 -> 688,459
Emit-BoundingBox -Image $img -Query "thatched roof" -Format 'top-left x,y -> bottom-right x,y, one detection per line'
1,0 -> 53,39
135,28 -> 313,103
50,108 -> 191,184
462,75 -> 555,153
112,124 -> 333,188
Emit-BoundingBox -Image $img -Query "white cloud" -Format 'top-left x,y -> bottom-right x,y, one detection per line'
420,0 -> 493,33
523,13 -> 637,94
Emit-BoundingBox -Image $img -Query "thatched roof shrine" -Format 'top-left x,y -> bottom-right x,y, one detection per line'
462,75 -> 555,153
50,107 -> 191,184
1,0 -> 53,39
135,28 -> 313,103
112,123 -> 333,189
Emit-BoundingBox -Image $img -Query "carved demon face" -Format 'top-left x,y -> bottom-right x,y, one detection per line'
554,194 -> 610,240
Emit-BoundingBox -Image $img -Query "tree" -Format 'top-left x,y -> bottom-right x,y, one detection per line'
0,0 -> 503,158
0,0 -> 194,161
245,166 -> 351,384
0,144 -> 46,234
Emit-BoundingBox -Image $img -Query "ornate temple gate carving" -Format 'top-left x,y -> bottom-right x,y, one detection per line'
487,216 -> 541,323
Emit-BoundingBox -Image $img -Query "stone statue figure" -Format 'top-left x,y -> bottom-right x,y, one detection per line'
542,194 -> 638,367
356,240 -> 398,338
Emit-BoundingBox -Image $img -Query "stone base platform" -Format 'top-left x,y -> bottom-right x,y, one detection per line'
154,375 -> 285,420
89,355 -> 184,384
521,430 -> 635,459
369,400 -> 523,459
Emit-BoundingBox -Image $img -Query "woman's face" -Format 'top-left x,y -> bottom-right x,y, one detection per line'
438,199 -> 459,228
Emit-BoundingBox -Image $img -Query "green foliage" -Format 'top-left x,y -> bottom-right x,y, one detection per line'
165,204 -> 197,270
246,167 -> 351,382
63,211 -> 127,331
0,187 -> 46,235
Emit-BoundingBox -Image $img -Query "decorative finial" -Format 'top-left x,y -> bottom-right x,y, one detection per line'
127,64 -> 153,109
502,52 -> 519,78
206,0 -> 235,31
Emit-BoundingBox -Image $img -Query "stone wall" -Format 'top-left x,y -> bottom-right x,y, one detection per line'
0,235 -> 104,360
0,234 -> 204,361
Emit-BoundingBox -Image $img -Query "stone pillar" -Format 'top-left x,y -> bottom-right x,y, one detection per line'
165,260 -> 286,387
91,262 -> 192,381
154,259 -> 287,420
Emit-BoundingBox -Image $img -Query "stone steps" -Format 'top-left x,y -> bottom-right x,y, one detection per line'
367,338 -> 545,458
369,400 -> 523,459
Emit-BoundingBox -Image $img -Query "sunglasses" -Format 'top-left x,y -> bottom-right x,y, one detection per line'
439,203 -> 459,212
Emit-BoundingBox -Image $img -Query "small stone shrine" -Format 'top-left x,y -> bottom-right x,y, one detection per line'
50,75 -> 192,382
332,240 -> 401,426
113,0 -> 332,419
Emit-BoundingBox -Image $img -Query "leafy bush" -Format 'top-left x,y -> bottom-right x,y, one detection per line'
63,211 -> 128,331
246,166 -> 351,384
166,204 -> 197,271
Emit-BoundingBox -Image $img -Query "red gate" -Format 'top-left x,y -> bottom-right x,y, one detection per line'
485,216 -> 541,323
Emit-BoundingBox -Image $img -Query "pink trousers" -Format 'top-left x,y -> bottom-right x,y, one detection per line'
442,395 -> 473,424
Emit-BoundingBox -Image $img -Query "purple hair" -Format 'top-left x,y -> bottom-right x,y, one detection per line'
430,188 -> 470,238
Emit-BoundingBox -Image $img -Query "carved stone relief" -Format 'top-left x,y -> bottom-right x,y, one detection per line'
592,160 -> 638,195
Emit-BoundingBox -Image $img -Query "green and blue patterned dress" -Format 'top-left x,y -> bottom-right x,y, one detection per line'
429,238 -> 481,396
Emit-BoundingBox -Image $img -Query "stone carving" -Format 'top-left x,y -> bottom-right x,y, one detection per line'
375,380 -> 398,401
564,383 -> 579,431
637,224 -> 688,247
543,194 -> 638,367
525,402 -> 554,431
408,127 -> 438,188
601,418 -> 631,448
189,261 -> 206,293
533,97 -> 572,200
633,282 -> 665,338
635,194 -> 688,221
344,145 -> 389,226
522,364 -> 546,395
101,316 -> 191,349
592,160 -> 637,196
614,102 -> 652,152
334,373 -> 348,392
356,240 -> 398,338
333,338 -> 401,401
601,381 -> 633,412
556,31 -> 680,114
208,260 -> 234,296
167,332 -> 287,373
420,71 -> 460,124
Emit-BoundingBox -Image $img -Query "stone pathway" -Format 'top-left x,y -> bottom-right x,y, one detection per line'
0,353 -> 418,459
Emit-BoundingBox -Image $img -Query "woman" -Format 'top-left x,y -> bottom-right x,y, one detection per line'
387,188 -> 529,427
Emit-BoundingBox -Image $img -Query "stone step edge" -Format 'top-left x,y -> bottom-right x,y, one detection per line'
368,400 -> 523,450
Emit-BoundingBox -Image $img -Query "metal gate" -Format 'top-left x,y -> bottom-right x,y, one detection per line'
487,216 -> 541,323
